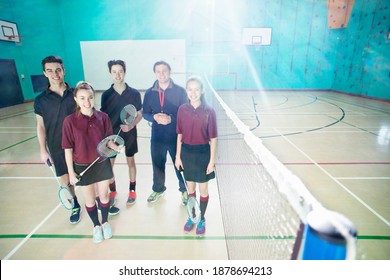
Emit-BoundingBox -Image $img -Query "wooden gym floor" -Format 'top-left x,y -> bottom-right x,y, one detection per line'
0,89 -> 389,260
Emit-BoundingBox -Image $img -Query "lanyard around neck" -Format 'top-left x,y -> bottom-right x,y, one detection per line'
158,85 -> 165,112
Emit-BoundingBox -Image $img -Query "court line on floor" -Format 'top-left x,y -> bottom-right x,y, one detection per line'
0,136 -> 36,152
3,203 -> 62,260
335,177 -> 390,180
273,127 -> 390,228
0,233 -> 387,241
0,234 -> 294,240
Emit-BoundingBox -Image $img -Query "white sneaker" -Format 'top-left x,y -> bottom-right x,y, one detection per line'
93,225 -> 103,243
102,222 -> 112,239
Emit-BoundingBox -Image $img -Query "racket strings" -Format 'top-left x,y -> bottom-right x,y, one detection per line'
97,135 -> 125,158
187,197 -> 201,223
120,104 -> 137,125
59,188 -> 74,209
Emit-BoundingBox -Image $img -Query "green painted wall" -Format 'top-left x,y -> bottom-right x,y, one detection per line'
0,0 -> 389,102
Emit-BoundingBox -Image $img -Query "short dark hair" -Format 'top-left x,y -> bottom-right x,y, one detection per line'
41,56 -> 64,71
108,60 -> 126,73
153,61 -> 171,72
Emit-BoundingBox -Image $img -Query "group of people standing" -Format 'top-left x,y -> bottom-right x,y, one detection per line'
34,55 -> 217,243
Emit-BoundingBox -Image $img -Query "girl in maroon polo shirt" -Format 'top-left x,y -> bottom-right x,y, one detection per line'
62,81 -> 117,243
175,76 -> 217,236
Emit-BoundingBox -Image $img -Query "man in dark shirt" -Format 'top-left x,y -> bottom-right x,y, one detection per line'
101,60 -> 143,206
34,55 -> 81,224
142,61 -> 187,204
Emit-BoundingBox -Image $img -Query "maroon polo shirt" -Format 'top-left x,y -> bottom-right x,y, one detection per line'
177,103 -> 217,145
62,109 -> 113,164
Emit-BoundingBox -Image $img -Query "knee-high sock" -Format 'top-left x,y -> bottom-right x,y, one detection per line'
100,201 -> 110,224
200,195 -> 209,221
86,204 -> 100,227
109,181 -> 116,192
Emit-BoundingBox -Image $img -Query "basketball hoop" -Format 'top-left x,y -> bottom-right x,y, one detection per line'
252,36 -> 262,51
253,42 -> 261,51
7,35 -> 23,46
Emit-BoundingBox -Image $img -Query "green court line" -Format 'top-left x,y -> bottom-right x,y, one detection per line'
0,136 -> 37,153
0,234 -> 294,240
0,234 -> 388,240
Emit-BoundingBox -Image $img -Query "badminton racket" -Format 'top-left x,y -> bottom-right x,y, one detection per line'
114,104 -> 137,141
76,134 -> 125,179
47,159 -> 74,210
181,170 -> 201,224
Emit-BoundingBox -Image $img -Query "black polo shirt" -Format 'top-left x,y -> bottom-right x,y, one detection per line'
34,84 -> 75,154
100,83 -> 142,140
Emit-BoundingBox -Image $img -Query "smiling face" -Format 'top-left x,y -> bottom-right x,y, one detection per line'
74,88 -> 94,115
186,79 -> 203,106
154,64 -> 171,87
110,64 -> 125,85
43,62 -> 65,86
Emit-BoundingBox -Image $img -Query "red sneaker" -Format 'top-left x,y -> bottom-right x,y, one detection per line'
109,191 -> 117,206
127,191 -> 136,205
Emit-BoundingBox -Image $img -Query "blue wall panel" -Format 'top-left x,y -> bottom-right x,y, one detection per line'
0,0 -> 388,101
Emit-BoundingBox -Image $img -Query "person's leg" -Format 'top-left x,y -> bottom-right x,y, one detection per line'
167,142 -> 185,193
108,157 -> 117,205
54,152 -> 81,224
127,156 -> 137,204
97,179 -> 112,239
148,141 -> 167,203
197,182 -> 209,236
82,184 -> 104,243
183,181 -> 197,233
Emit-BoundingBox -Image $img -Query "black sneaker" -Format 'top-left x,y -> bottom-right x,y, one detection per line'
109,206 -> 120,216
69,206 -> 81,224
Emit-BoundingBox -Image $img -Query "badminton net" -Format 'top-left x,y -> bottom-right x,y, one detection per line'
204,76 -> 324,260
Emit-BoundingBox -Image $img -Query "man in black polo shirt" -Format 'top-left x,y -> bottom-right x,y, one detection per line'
34,55 -> 81,224
101,60 -> 143,206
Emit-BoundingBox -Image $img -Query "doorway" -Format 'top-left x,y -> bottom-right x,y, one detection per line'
0,59 -> 24,108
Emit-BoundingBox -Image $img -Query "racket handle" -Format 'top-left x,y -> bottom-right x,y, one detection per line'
46,159 -> 52,167
113,128 -> 122,143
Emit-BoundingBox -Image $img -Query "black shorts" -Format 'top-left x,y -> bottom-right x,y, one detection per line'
114,130 -> 138,158
51,151 -> 68,177
74,158 -> 113,186
181,143 -> 215,183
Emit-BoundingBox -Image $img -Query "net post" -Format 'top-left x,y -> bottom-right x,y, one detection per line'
301,209 -> 357,260
290,222 -> 305,260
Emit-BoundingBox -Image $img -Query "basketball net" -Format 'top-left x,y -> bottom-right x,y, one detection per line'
7,35 -> 23,46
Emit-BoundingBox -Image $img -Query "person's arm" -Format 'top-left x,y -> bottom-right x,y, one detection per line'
207,138 -> 217,174
175,134 -> 183,171
121,110 -> 143,132
64,148 -> 78,186
142,92 -> 155,122
36,114 -> 51,163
